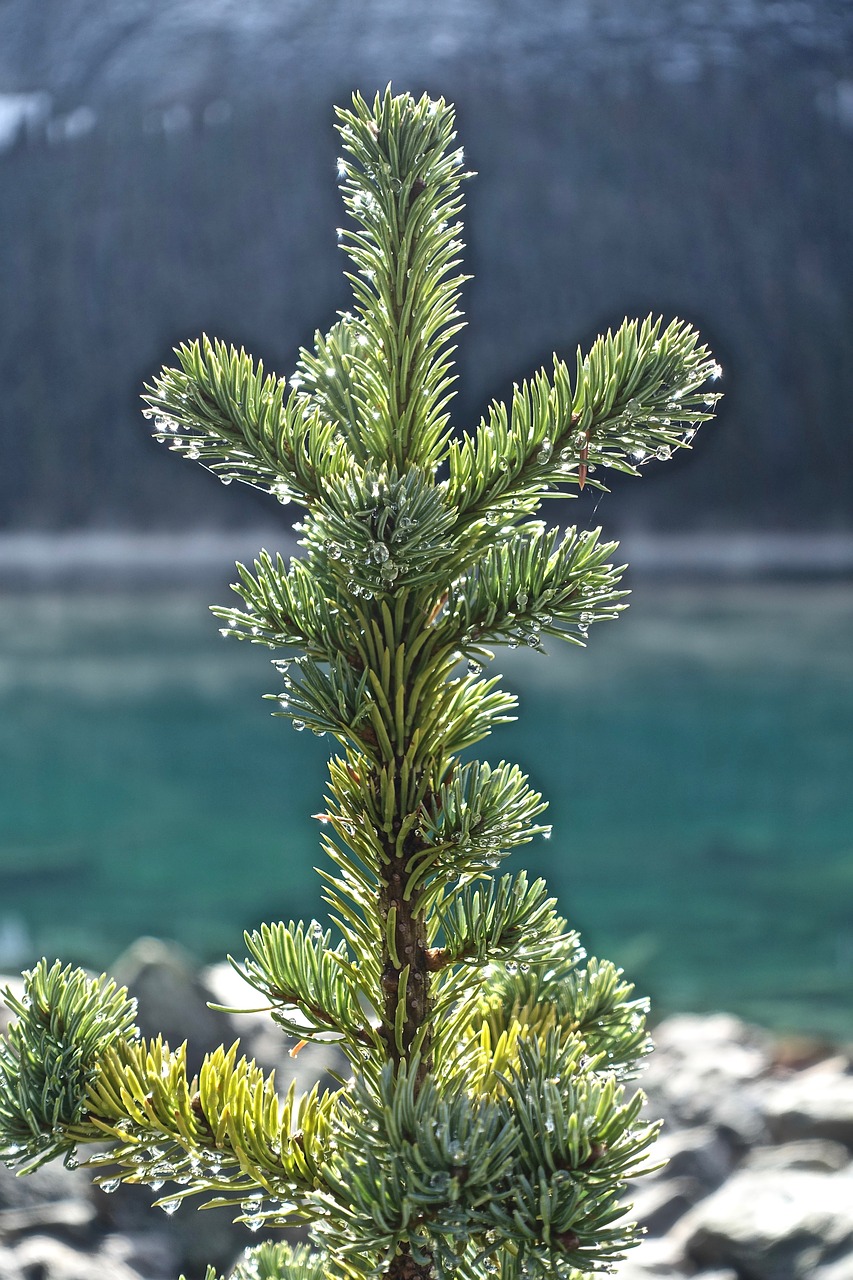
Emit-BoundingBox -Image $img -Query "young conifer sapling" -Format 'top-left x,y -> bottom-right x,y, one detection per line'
0,90 -> 721,1280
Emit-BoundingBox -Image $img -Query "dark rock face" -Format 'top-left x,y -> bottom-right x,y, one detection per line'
1,1 -> 852,537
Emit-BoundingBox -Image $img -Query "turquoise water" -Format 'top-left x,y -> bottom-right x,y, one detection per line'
1,581 -> 851,1038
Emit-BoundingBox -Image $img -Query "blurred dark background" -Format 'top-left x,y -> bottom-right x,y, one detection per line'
1,0 -> 852,542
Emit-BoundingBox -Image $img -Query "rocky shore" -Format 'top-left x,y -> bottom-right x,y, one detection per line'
2,942 -> 852,1280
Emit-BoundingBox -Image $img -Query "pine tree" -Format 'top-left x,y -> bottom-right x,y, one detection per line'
0,90 -> 721,1280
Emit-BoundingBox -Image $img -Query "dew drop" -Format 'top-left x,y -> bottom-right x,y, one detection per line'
187,447 -> 201,460
292,719 -> 306,732
537,438 -> 553,463
160,1198 -> 180,1216
655,444 -> 672,461
100,1178 -> 120,1194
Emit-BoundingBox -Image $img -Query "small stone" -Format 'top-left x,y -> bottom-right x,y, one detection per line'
676,1167 -> 853,1279
743,1139 -> 851,1175
630,1175 -> 705,1237
763,1062 -> 853,1149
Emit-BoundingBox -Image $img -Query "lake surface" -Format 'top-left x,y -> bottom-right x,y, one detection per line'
1,579 -> 851,1039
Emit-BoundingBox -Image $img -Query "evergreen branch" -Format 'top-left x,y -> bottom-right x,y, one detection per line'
267,654 -> 373,745
82,1038 -> 339,1216
442,523 -> 627,654
312,1060 -> 516,1274
191,1242 -> 331,1280
414,673 -> 518,760
294,316 -> 372,463
303,465 -> 457,595
463,1035 -> 657,1271
212,552 -> 364,660
445,315 -> 721,522
429,873 -> 561,968
475,949 -> 652,1080
144,337 -> 347,504
0,963 -> 341,1216
229,922 -> 381,1053
0,961 -> 137,1169
407,761 -> 548,892
334,89 -> 469,470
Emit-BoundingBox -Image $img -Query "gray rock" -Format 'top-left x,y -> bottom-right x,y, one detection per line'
0,1160 -> 92,1213
111,938 -> 236,1077
0,1247 -> 23,1280
644,1014 -> 772,1133
0,1198 -> 96,1243
108,1230 -> 179,1280
6,1233 -> 146,1279
613,1233 -> 684,1278
0,976 -> 23,1039
651,1126 -> 734,1190
744,1139 -> 851,1174
630,1175 -> 705,1237
814,1256 -> 853,1280
763,1061 -> 853,1149
676,1167 -> 853,1279
90,1178 -> 251,1279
